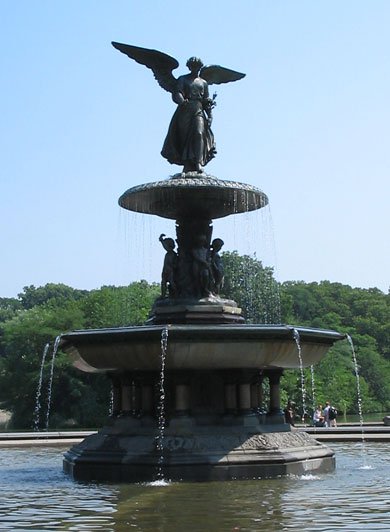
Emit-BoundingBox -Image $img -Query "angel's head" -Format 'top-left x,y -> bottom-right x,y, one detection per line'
186,57 -> 204,73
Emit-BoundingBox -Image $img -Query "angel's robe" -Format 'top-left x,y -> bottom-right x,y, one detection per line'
161,74 -> 216,170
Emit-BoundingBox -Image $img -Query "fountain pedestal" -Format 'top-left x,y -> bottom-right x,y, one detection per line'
148,298 -> 244,325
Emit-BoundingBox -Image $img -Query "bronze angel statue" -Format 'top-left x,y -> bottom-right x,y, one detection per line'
112,42 -> 245,173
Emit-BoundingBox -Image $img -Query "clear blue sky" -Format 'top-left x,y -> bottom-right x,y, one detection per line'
1,1 -> 389,298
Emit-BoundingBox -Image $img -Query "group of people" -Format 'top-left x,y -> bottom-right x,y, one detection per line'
284,400 -> 338,428
313,402 -> 338,427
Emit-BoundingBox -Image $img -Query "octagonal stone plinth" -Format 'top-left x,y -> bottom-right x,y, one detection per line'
63,422 -> 335,482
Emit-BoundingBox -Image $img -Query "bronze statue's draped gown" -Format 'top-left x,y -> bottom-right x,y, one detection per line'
161,75 -> 216,169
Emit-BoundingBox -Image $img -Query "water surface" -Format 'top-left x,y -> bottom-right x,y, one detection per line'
0,443 -> 388,530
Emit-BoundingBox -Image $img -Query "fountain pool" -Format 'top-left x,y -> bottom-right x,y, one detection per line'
0,443 -> 388,530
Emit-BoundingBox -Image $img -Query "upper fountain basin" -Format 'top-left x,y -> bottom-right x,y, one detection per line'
59,324 -> 345,373
118,174 -> 269,220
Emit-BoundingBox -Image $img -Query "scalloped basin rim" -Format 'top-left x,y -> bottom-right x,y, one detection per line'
118,174 -> 269,220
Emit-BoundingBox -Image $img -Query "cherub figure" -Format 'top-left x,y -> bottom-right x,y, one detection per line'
210,238 -> 224,294
112,42 -> 245,173
159,234 -> 177,298
191,235 -> 212,297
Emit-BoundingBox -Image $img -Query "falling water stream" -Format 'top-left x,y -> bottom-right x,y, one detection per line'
346,334 -> 368,465
32,343 -> 50,431
310,365 -> 316,413
155,326 -> 169,484
108,386 -> 114,416
44,336 -> 61,431
292,329 -> 307,424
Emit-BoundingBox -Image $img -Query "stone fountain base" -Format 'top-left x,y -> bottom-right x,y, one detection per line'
63,417 -> 335,482
60,324 -> 342,482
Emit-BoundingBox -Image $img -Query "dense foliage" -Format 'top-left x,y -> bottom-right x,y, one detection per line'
221,252 -> 281,323
278,280 -> 390,418
0,282 -> 159,429
0,257 -> 388,429
220,255 -> 389,418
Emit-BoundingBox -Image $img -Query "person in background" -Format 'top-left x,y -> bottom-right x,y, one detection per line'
313,405 -> 325,427
284,400 -> 295,426
324,401 -> 338,427
323,402 -> 331,426
328,402 -> 338,427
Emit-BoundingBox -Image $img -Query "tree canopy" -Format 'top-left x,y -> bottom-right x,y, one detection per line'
277,280 -> 389,417
0,282 -> 159,428
221,256 -> 390,417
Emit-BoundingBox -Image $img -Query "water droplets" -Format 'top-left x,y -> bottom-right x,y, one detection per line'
347,334 -> 368,466
44,336 -> 61,431
155,326 -> 169,481
32,343 -> 50,432
310,365 -> 316,413
293,328 -> 307,424
148,479 -> 171,487
32,337 -> 61,432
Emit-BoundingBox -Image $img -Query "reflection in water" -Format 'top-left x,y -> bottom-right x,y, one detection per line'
0,448 -> 117,531
0,444 -> 388,530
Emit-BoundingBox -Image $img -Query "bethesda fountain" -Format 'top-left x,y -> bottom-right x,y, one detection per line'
61,42 -> 344,482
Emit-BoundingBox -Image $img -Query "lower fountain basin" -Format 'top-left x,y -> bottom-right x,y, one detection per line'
61,324 -> 344,482
60,324 -> 344,373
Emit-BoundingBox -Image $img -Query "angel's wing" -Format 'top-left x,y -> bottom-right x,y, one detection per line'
200,65 -> 245,85
112,42 -> 179,94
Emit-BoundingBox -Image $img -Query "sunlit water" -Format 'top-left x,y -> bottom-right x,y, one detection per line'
293,328 -> 307,423
156,326 -> 168,481
0,443 -> 388,530
32,343 -> 50,432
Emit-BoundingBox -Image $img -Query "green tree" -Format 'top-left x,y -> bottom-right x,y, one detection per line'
81,281 -> 160,328
0,301 -> 86,427
0,297 -> 22,324
280,281 -> 390,414
0,281 -> 160,429
222,251 -> 281,323
18,283 -> 87,310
